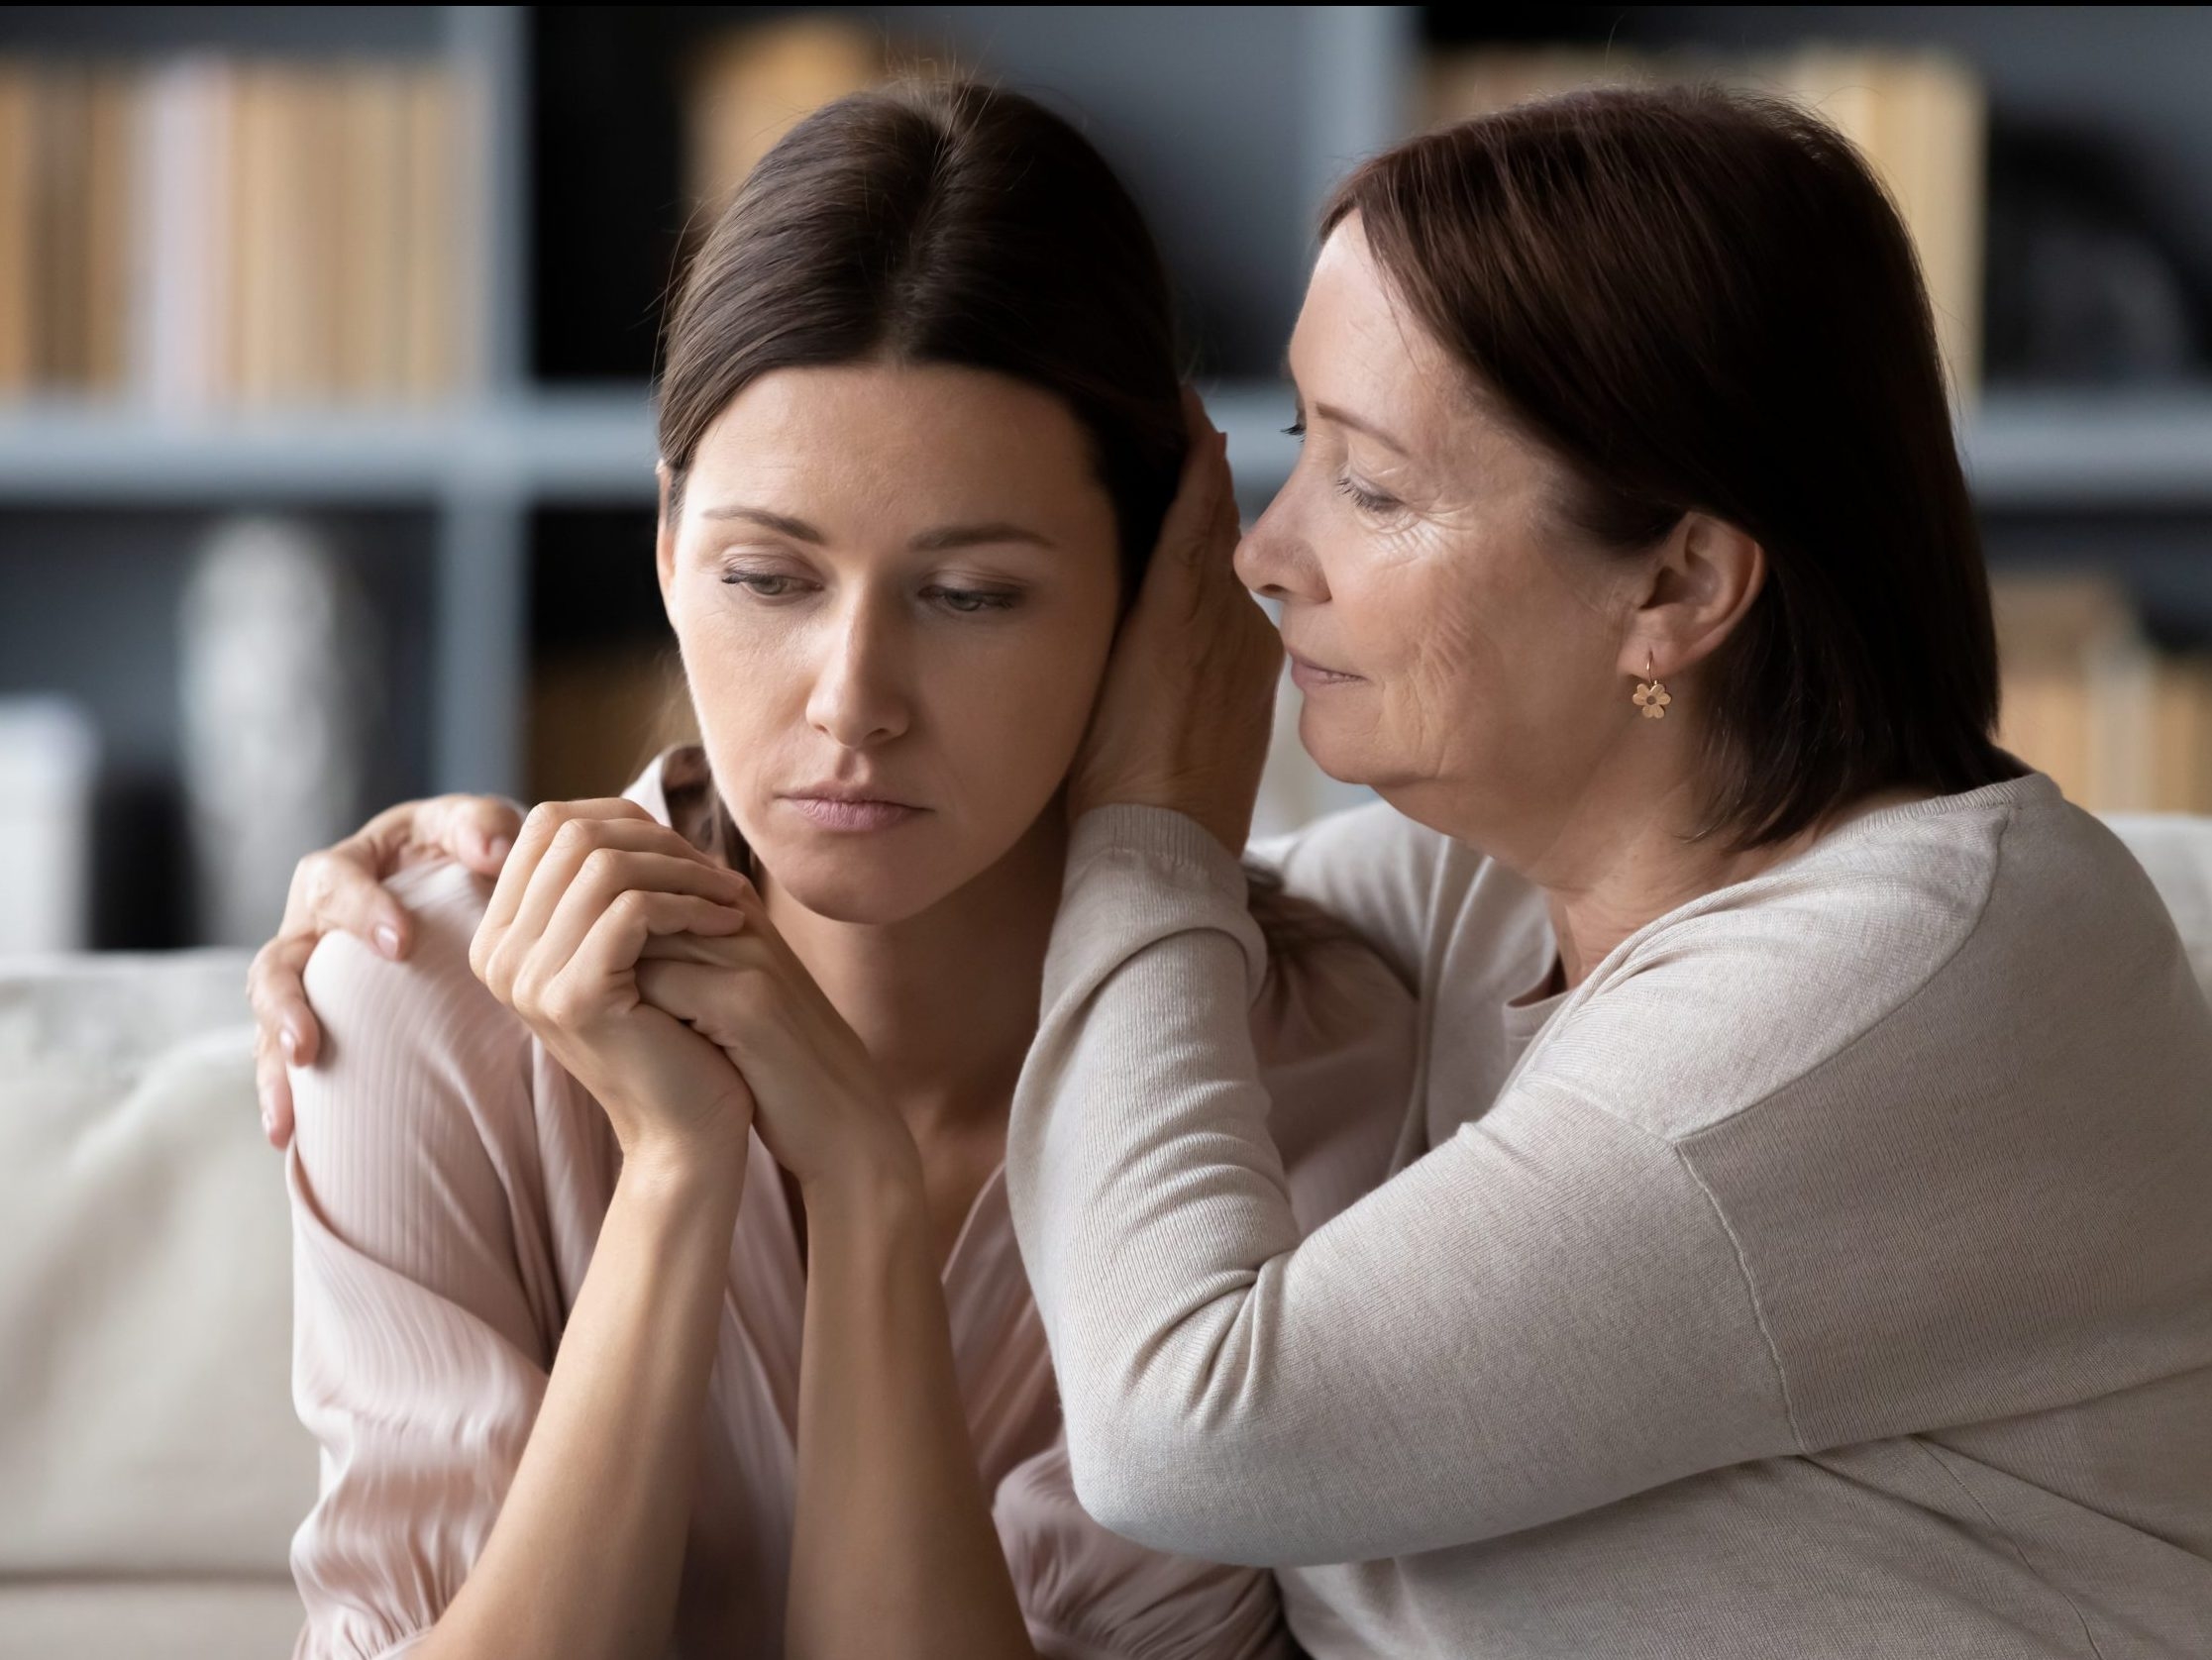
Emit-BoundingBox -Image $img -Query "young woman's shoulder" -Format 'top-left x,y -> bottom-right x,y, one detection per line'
1249,801 -> 1452,990
297,859 -> 525,1103
1254,800 -> 1548,1005
290,858 -> 554,1208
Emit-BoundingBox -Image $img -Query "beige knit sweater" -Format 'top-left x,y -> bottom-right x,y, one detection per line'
1008,773 -> 2212,1658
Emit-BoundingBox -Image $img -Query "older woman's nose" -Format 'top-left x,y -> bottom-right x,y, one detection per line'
1234,500 -> 1326,606
806,604 -> 912,749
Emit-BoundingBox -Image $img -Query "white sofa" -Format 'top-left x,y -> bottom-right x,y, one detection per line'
1,949 -> 309,1659
3,815 -> 2210,1660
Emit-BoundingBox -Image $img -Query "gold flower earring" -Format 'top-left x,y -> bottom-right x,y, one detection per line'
1633,653 -> 1672,720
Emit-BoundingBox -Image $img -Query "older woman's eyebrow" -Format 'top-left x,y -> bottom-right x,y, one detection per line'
1313,400 -> 1410,457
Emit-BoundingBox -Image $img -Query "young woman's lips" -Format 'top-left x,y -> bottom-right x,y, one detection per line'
781,793 -> 924,832
1287,651 -> 1363,691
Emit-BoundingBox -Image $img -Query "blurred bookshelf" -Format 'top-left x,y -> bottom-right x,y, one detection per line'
6,5 -> 2212,946
8,383 -> 2212,507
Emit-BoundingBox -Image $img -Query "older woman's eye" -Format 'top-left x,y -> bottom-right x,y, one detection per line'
924,584 -> 1019,615
1334,473 -> 1401,517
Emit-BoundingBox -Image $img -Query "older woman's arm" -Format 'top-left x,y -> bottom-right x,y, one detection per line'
1007,807 -> 1797,1568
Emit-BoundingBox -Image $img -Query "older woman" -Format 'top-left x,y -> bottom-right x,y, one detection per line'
1016,88 -> 2212,1657
252,88 -> 2211,1657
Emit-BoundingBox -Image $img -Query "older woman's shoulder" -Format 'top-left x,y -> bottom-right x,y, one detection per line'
1528,772 -> 2202,1144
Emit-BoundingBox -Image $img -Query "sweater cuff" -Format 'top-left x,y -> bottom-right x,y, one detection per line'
1055,805 -> 1266,1003
1065,804 -> 1248,896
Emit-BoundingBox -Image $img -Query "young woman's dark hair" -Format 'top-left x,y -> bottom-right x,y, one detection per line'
1326,84 -> 2022,849
658,77 -> 1185,593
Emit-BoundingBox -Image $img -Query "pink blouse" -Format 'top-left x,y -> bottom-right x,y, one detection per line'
284,752 -> 1417,1660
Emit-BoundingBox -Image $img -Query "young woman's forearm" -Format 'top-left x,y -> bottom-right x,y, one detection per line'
786,1160 -> 1036,1660
419,1138 -> 745,1660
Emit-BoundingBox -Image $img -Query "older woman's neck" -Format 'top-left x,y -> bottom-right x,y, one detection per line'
1522,766 -> 1930,992
759,815 -> 1068,1134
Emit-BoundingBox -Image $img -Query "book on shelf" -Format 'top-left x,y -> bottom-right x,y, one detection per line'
0,53 -> 467,408
0,66 -> 31,391
1423,45 -> 1984,400
1991,572 -> 2212,814
684,14 -> 888,220
0,60 -> 136,395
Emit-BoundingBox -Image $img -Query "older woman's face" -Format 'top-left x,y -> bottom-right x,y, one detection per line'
659,363 -> 1123,924
1238,216 -> 1642,844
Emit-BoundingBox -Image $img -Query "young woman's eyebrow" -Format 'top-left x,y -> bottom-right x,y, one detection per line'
695,507 -> 1051,553
907,522 -> 1056,553
699,505 -> 824,541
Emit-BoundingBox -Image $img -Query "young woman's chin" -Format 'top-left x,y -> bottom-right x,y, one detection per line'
749,833 -> 983,928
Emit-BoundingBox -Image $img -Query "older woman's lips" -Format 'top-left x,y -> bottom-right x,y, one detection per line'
782,794 -> 924,832
1287,652 -> 1362,691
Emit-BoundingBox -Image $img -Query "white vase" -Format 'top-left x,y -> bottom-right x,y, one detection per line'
178,517 -> 377,948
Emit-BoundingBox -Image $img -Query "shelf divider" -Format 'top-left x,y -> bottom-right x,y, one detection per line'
7,384 -> 2212,511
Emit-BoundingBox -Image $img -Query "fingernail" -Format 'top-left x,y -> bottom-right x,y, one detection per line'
280,1025 -> 300,1062
258,1088 -> 276,1135
374,924 -> 402,959
485,837 -> 513,864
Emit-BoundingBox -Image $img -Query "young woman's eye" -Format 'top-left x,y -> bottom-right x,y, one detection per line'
1334,473 -> 1400,516
924,585 -> 1018,615
1282,417 -> 1307,440
722,571 -> 806,598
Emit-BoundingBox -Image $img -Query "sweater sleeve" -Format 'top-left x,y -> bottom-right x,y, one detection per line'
285,863 -> 554,1660
1006,807 -> 1796,1568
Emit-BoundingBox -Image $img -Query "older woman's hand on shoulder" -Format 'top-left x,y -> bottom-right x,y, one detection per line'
247,791 -> 525,1148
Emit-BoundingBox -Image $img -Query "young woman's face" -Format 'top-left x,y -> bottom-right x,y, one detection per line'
659,362 -> 1124,924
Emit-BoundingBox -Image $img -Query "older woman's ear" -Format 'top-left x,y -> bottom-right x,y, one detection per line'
1624,511 -> 1767,684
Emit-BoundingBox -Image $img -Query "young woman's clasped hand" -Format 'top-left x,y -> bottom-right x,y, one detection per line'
631,876 -> 916,1209
473,794 -> 919,1266
469,798 -> 764,1176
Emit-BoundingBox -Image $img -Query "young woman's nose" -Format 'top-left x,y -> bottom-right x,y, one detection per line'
805,600 -> 912,749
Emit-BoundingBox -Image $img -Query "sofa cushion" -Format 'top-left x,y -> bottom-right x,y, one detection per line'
0,949 -> 313,1581
0,1580 -> 305,1660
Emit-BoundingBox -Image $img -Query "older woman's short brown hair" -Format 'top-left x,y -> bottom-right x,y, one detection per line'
1326,85 -> 2019,848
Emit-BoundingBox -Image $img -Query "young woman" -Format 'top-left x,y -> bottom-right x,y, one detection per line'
268,81 -> 1412,1660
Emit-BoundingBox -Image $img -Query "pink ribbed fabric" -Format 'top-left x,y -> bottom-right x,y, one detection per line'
283,753 -> 1416,1660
